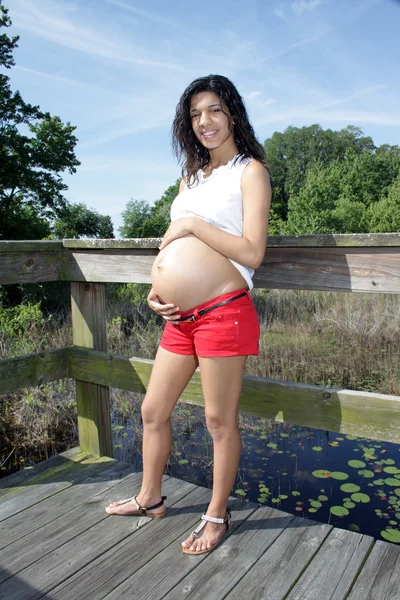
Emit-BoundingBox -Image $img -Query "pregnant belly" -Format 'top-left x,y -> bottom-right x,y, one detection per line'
151,235 -> 247,311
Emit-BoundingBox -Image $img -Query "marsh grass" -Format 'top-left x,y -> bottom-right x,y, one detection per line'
1,287 -> 400,475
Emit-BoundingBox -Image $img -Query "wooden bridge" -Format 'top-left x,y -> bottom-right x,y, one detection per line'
1,234 -> 400,599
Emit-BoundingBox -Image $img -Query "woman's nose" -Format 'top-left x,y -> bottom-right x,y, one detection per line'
199,111 -> 211,127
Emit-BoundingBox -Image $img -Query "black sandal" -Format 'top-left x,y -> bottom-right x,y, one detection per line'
105,495 -> 167,518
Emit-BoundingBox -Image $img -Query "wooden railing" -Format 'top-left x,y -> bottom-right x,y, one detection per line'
1,234 -> 400,458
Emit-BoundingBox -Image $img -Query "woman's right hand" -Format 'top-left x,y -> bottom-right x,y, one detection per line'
147,288 -> 181,322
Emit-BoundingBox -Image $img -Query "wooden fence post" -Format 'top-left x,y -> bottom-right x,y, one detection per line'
70,282 -> 113,457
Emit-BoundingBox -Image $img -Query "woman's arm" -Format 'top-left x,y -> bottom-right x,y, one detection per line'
159,162 -> 271,269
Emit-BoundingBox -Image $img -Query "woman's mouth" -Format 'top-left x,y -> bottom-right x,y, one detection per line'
202,130 -> 217,140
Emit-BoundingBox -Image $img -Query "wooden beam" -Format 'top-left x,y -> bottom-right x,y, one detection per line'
0,241 -> 63,285
70,283 -> 112,458
0,349 -> 68,395
66,347 -> 400,444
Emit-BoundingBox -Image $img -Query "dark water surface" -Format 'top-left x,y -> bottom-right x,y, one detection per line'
113,406 -> 400,545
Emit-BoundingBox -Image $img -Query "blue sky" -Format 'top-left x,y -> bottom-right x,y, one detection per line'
6,0 -> 400,234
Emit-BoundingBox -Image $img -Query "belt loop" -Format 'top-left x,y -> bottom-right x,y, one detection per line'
193,308 -> 200,320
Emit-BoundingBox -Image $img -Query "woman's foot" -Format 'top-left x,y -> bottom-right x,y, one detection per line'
105,494 -> 167,517
182,511 -> 231,554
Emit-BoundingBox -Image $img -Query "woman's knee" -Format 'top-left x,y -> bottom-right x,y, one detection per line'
141,395 -> 172,427
205,411 -> 239,439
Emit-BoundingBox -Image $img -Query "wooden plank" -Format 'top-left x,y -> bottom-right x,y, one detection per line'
0,249 -> 63,285
0,348 -> 68,395
48,487 -> 246,600
0,460 -> 133,551
67,348 -> 400,444
347,540 -> 400,600
0,454 -> 114,519
0,241 -> 62,252
0,447 -> 81,491
119,505 -> 294,600
63,249 -> 156,283
255,247 -> 400,293
225,518 -> 332,600
0,471 -> 145,583
60,246 -> 400,293
285,528 -> 374,600
0,476 -> 194,600
60,233 -> 400,249
71,281 -> 112,457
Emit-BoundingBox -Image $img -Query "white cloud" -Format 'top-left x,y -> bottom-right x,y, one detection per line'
291,0 -> 323,15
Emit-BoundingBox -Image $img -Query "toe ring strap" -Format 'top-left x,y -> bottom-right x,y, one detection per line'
191,509 -> 231,541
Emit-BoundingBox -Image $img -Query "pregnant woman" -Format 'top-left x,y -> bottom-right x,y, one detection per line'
106,74 -> 271,555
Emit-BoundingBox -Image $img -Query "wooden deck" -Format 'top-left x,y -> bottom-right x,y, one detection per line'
0,449 -> 399,600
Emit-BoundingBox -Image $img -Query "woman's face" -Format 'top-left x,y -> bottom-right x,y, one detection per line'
189,91 -> 234,152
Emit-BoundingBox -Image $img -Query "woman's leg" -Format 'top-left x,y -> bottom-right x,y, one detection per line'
182,355 -> 246,551
106,346 -> 198,515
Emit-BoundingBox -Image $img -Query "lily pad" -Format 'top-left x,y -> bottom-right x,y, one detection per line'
330,506 -> 349,517
340,483 -> 360,493
292,491 -> 301,496
348,460 -> 366,469
380,528 -> 400,543
384,467 -> 400,474
318,495 -> 328,501
312,470 -> 331,479
385,479 -> 400,487
358,470 -> 375,478
308,508 -> 318,513
330,471 -> 349,480
351,493 -> 370,503
349,524 -> 360,532
312,446 -> 323,452
343,502 -> 355,509
310,501 -> 322,508
266,443 -> 277,449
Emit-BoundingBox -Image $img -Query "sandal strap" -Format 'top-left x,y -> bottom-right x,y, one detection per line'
191,509 -> 231,540
131,495 -> 167,515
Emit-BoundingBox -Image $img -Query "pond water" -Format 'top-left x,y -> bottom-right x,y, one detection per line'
113,406 -> 400,545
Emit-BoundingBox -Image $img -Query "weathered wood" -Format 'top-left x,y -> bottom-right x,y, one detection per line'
0,242 -> 63,285
285,529 -> 374,600
48,481 -> 211,600
60,246 -> 400,292
0,470 -> 144,583
0,348 -> 68,395
0,452 -> 111,518
66,347 -> 400,444
62,248 -> 156,283
225,518 -> 332,600
70,282 -> 112,458
0,476 -> 192,600
60,233 -> 400,249
155,506 -> 294,600
0,447 -> 81,492
347,540 -> 400,600
0,460 -> 133,551
255,246 -> 400,293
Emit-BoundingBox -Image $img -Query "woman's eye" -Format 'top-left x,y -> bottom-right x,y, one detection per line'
191,113 -> 199,119
211,108 -> 220,113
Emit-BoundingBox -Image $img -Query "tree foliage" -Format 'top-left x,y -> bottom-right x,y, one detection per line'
119,180 -> 180,238
0,5 -> 112,241
52,203 -> 114,239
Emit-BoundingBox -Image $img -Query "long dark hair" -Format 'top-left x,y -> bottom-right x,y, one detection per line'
172,74 -> 266,185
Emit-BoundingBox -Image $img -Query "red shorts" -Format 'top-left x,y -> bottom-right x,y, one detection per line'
159,288 -> 260,357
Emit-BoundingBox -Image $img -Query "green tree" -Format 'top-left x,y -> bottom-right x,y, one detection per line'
264,124 -> 375,224
0,5 -> 80,239
368,175 -> 400,233
52,203 -> 114,239
119,179 -> 180,238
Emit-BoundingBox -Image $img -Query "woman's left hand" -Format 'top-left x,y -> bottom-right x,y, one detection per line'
159,217 -> 196,250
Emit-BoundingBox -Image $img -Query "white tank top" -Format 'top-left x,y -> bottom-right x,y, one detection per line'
170,155 -> 255,289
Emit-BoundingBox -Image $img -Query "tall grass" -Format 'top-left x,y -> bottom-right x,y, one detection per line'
1,286 -> 400,474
